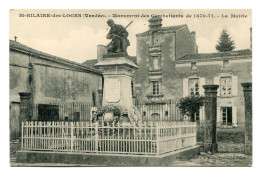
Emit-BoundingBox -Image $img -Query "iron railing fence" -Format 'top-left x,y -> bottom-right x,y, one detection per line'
31,100 -> 184,123
134,100 -> 182,122
21,121 -> 197,155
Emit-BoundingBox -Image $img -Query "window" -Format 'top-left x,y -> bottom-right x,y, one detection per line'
220,77 -> 232,96
151,113 -> 160,121
73,112 -> 80,121
191,62 -> 197,71
189,78 -> 199,96
221,107 -> 232,126
92,92 -> 96,106
191,111 -> 200,122
142,111 -> 146,120
153,56 -> 159,70
195,112 -> 200,121
131,81 -> 134,96
165,111 -> 168,117
223,60 -> 229,68
152,81 -> 160,95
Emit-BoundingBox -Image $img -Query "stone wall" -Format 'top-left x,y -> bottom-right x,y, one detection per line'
9,45 -> 103,140
176,26 -> 198,59
10,49 -> 102,105
33,64 -> 102,104
9,51 -> 30,102
134,26 -> 198,101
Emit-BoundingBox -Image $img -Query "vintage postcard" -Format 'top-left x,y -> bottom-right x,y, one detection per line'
9,9 -> 252,167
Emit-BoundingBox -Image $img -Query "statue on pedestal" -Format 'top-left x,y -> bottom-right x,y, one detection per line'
106,19 -> 132,54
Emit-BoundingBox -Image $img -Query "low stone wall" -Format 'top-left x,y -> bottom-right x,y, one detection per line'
197,125 -> 245,153
16,146 -> 200,166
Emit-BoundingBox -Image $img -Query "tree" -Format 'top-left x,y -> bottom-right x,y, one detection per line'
177,96 -> 204,122
216,29 -> 235,52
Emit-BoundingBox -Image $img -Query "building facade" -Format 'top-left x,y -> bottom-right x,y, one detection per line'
175,49 -> 252,126
10,40 -> 103,140
83,17 -> 252,127
134,17 -> 198,101
133,18 -> 252,127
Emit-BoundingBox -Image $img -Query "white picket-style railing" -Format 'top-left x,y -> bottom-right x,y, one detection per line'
21,121 -> 197,155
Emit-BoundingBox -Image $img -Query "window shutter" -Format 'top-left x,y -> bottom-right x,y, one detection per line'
199,106 -> 204,121
214,77 -> 220,96
183,78 -> 189,97
217,107 -> 221,126
232,106 -> 238,127
199,77 -> 205,96
232,76 -> 238,96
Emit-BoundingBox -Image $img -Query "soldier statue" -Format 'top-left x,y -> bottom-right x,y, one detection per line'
106,19 -> 131,54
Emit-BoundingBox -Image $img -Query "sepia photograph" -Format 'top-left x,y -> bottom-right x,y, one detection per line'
9,9 -> 252,167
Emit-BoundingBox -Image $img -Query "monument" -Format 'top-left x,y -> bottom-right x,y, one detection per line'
94,19 -> 140,126
106,19 -> 132,54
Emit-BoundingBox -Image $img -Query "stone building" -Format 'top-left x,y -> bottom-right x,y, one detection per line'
130,17 -> 198,121
174,49 -> 252,126
83,18 -> 252,127
134,17 -> 198,101
133,18 -> 252,127
10,40 -> 103,140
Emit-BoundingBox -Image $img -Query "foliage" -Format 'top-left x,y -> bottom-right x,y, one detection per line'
217,128 -> 245,143
98,104 -> 128,116
216,29 -> 236,52
177,96 -> 204,120
128,105 -> 142,126
93,104 -> 142,126
93,104 -> 128,123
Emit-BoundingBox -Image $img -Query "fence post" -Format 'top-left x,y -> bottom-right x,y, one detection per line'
203,85 -> 219,154
95,122 -> 99,152
194,122 -> 197,146
21,121 -> 24,149
18,92 -> 32,142
156,123 -> 159,155
241,82 -> 252,155
71,122 -> 74,151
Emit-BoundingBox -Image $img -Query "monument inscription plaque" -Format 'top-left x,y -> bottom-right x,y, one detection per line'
105,79 -> 121,103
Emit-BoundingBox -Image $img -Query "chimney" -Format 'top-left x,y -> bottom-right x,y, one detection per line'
97,45 -> 107,61
191,31 -> 196,43
250,27 -> 252,50
148,17 -> 162,30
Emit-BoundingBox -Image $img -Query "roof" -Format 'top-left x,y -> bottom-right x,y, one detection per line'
136,24 -> 187,37
9,40 -> 101,74
177,49 -> 252,61
82,59 -> 98,67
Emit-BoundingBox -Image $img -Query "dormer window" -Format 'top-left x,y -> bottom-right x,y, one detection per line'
223,60 -> 230,68
191,62 -> 197,71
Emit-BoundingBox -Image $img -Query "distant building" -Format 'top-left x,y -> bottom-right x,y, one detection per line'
133,17 -> 198,101
133,17 -> 252,127
10,40 -> 102,140
174,49 -> 252,126
83,18 -> 252,127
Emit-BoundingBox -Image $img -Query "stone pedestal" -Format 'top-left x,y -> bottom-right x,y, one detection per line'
203,85 -> 219,154
241,82 -> 252,155
95,53 -> 138,110
18,92 -> 32,141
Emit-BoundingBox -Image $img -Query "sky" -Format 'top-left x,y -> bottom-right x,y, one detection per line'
10,9 -> 252,63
